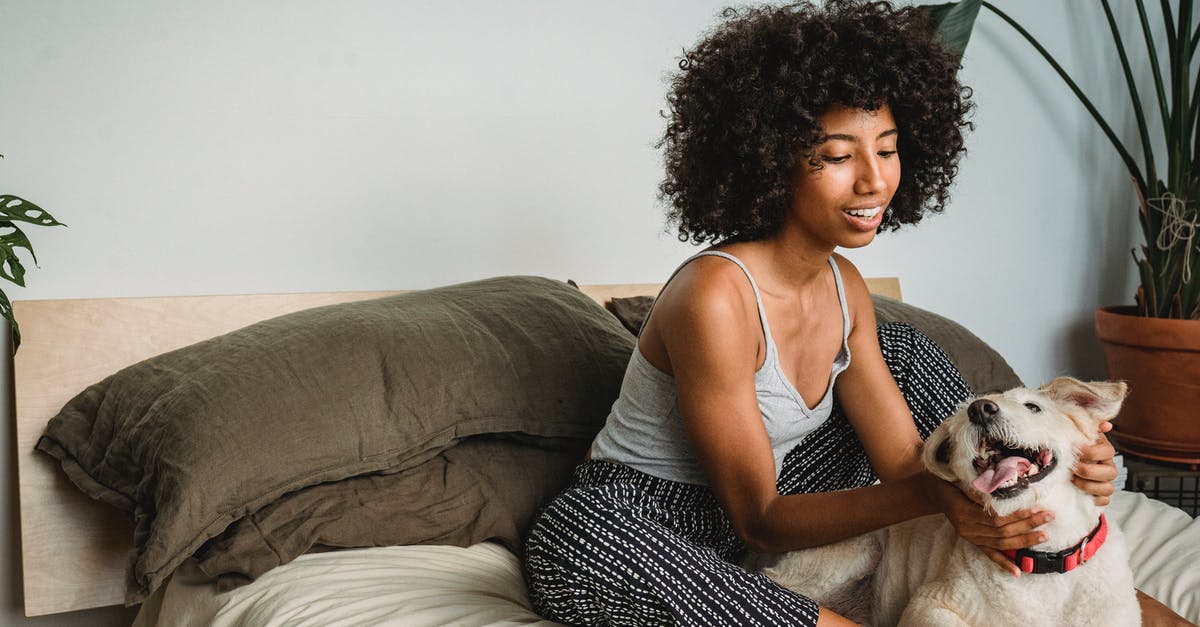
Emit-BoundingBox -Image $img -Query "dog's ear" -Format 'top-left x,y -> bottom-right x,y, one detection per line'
922,423 -> 957,482
1038,377 -> 1128,422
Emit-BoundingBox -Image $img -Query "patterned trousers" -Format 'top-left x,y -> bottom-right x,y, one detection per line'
523,323 -> 974,626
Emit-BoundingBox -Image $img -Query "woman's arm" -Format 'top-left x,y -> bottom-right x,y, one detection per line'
825,258 -> 924,482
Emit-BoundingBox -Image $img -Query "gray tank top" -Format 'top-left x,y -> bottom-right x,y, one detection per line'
589,251 -> 852,485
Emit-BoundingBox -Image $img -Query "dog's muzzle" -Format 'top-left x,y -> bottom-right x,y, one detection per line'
972,439 -> 1056,498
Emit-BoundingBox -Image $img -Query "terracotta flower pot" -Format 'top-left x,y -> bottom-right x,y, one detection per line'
1095,306 -> 1200,465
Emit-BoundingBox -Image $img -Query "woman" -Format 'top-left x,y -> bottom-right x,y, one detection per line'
524,2 -> 1120,625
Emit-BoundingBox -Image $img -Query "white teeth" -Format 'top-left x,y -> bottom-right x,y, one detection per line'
846,206 -> 882,218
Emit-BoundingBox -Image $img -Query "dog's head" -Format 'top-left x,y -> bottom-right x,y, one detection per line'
922,377 -> 1126,516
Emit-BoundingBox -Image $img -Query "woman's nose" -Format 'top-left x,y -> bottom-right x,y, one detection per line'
854,155 -> 887,195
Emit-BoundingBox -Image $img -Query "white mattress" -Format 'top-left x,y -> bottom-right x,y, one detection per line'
1108,491 -> 1200,622
135,542 -> 557,627
135,490 -> 1200,626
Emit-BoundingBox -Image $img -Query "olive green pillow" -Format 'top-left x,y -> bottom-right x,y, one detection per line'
870,294 -> 1022,393
192,434 -> 585,591
36,276 -> 634,604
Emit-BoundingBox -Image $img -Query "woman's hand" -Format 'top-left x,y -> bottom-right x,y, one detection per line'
924,473 -> 1052,576
1073,422 -> 1118,506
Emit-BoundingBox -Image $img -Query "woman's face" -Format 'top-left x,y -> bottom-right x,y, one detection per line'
786,104 -> 901,250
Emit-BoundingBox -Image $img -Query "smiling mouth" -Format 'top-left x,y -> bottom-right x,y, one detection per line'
844,206 -> 882,219
972,438 -> 1056,499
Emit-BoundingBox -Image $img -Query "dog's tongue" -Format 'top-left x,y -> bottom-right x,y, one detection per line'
972,456 -> 1031,494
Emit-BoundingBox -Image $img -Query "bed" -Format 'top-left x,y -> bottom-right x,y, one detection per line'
13,275 -> 1200,625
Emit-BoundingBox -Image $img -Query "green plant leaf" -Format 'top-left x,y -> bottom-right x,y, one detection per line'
0,195 -> 64,227
0,221 -> 32,286
1136,0 -> 1171,140
918,0 -> 983,63
0,288 -> 16,352
0,195 -> 63,351
1101,0 -> 1157,185
1160,0 -> 1177,58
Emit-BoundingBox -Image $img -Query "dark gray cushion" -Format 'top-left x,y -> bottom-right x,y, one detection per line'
36,276 -> 634,604
870,294 -> 1022,393
194,434 -> 584,591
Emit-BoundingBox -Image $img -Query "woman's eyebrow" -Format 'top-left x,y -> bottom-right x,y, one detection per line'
820,128 -> 899,143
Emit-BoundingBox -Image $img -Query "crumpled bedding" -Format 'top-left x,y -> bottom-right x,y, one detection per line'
1109,490 -> 1200,621
135,490 -> 1199,626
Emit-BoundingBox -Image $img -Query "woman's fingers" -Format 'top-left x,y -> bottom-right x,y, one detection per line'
986,507 -> 1051,529
983,548 -> 1020,577
970,528 -> 1048,551
957,519 -> 1048,550
949,505 -> 1052,550
1076,431 -> 1116,466
1074,469 -> 1117,507
1074,459 -> 1118,483
1074,428 -> 1118,503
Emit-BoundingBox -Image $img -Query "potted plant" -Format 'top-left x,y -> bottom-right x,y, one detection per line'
0,188 -> 64,353
923,0 -> 1200,463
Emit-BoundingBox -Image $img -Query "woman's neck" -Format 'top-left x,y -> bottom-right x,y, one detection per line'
717,237 -> 833,294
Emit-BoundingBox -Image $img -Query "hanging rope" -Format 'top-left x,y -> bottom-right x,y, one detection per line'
1151,192 -> 1199,284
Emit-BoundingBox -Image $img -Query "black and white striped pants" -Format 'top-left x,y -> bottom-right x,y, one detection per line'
523,323 -> 974,626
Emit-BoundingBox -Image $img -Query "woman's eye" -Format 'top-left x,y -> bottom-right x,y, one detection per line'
878,150 -> 898,158
821,155 -> 850,164
1024,402 -> 1042,413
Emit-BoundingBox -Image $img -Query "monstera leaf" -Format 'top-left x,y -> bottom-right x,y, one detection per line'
0,195 -> 65,351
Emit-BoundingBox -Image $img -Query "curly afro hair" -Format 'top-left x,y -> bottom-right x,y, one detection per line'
659,0 -> 973,244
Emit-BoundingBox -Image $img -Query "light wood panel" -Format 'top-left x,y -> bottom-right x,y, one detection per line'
865,277 -> 901,301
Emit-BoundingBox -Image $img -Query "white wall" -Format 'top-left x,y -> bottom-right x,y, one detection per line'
0,1 -> 1155,623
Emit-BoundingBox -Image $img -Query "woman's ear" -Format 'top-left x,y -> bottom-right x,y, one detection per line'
922,423 -> 957,482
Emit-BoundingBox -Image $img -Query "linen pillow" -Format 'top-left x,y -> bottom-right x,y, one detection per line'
607,294 -> 655,335
36,275 -> 634,604
193,434 -> 585,590
870,294 -> 1023,393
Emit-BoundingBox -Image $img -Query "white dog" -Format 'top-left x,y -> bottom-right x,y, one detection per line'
747,377 -> 1140,626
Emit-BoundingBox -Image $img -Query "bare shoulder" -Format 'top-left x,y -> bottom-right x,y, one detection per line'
655,254 -> 756,320
642,254 -> 762,373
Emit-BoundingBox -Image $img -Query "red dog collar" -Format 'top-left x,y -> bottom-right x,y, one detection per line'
1002,515 -> 1108,574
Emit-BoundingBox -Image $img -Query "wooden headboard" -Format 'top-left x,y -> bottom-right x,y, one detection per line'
12,277 -> 900,616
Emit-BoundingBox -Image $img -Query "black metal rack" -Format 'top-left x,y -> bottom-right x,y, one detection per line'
1122,455 -> 1200,517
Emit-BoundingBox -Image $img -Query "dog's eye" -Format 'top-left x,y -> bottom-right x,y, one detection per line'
1024,402 -> 1042,413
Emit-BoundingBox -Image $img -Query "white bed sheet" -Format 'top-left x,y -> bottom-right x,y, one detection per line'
135,490 -> 1199,626
134,542 -> 556,627
1108,490 -> 1200,622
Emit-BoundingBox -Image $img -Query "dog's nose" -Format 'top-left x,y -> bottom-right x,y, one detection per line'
967,399 -> 1000,425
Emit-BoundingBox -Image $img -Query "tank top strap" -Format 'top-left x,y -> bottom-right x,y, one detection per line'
826,256 -> 851,345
